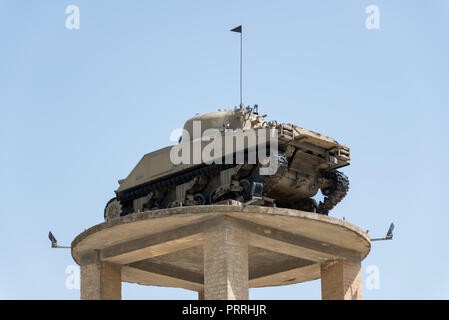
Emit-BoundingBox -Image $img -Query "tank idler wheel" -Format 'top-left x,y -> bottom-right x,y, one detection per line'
104,198 -> 123,221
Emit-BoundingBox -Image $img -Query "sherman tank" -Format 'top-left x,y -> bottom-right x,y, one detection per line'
104,105 -> 350,221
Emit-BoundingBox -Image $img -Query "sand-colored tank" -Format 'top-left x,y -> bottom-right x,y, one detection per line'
104,105 -> 350,220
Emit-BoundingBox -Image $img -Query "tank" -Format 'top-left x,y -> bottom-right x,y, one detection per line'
104,105 -> 350,221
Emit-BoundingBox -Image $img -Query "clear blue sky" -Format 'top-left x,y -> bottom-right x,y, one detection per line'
1,0 -> 448,299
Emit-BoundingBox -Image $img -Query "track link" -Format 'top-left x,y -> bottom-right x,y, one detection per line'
317,170 -> 349,215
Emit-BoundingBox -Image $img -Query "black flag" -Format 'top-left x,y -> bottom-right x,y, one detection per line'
230,25 -> 243,105
230,25 -> 242,33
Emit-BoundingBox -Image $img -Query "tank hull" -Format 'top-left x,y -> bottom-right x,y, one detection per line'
105,117 -> 350,220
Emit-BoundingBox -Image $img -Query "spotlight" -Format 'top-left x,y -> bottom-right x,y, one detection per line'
371,223 -> 395,242
48,231 -> 70,249
386,222 -> 394,240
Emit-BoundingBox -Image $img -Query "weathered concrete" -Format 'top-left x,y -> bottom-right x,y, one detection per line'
80,260 -> 121,300
203,219 -> 249,299
72,205 -> 370,300
321,260 -> 363,300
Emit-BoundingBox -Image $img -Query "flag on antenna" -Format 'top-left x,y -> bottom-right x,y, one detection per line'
230,25 -> 243,105
230,25 -> 242,33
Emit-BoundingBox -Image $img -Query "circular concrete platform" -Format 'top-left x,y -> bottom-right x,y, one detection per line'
72,204 -> 370,292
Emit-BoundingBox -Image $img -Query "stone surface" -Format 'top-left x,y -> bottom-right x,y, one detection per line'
72,205 -> 371,299
81,261 -> 121,300
203,220 -> 249,299
320,260 -> 362,300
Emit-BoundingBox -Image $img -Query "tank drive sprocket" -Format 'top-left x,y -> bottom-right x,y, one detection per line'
104,198 -> 124,221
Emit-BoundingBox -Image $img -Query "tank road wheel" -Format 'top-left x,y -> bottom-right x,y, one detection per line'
193,193 -> 206,205
104,198 -> 123,221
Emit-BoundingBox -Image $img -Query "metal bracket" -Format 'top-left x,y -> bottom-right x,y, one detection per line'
370,223 -> 395,242
48,231 -> 71,249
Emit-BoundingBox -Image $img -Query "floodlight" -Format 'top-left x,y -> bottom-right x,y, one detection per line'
386,222 -> 394,239
48,231 -> 70,249
48,231 -> 57,247
371,222 -> 395,242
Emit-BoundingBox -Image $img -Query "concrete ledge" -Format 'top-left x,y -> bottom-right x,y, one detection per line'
72,205 -> 370,297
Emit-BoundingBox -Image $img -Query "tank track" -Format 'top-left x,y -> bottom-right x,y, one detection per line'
105,154 -> 347,218
117,163 -> 233,202
317,170 -> 349,215
112,163 -> 235,216
108,153 -> 289,217
109,164 -> 242,216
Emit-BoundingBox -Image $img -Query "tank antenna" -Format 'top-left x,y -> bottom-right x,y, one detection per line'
230,25 -> 243,106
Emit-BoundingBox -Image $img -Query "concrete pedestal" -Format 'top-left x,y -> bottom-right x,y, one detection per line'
203,220 -> 249,299
321,260 -> 362,300
80,260 -> 121,300
72,204 -> 370,300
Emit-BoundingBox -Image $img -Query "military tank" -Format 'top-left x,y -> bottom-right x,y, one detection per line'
104,105 -> 350,221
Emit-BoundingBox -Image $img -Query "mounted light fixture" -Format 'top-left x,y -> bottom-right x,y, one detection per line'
371,223 -> 395,242
48,231 -> 70,249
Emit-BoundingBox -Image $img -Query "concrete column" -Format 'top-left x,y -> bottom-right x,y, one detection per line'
203,220 -> 249,300
80,261 -> 122,300
320,260 -> 362,300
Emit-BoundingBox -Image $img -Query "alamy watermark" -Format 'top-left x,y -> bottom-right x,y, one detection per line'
365,264 -> 381,290
65,265 -> 80,290
365,5 -> 380,30
64,263 -> 381,291
65,5 -> 80,30
64,5 -> 380,32
169,121 -> 280,175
